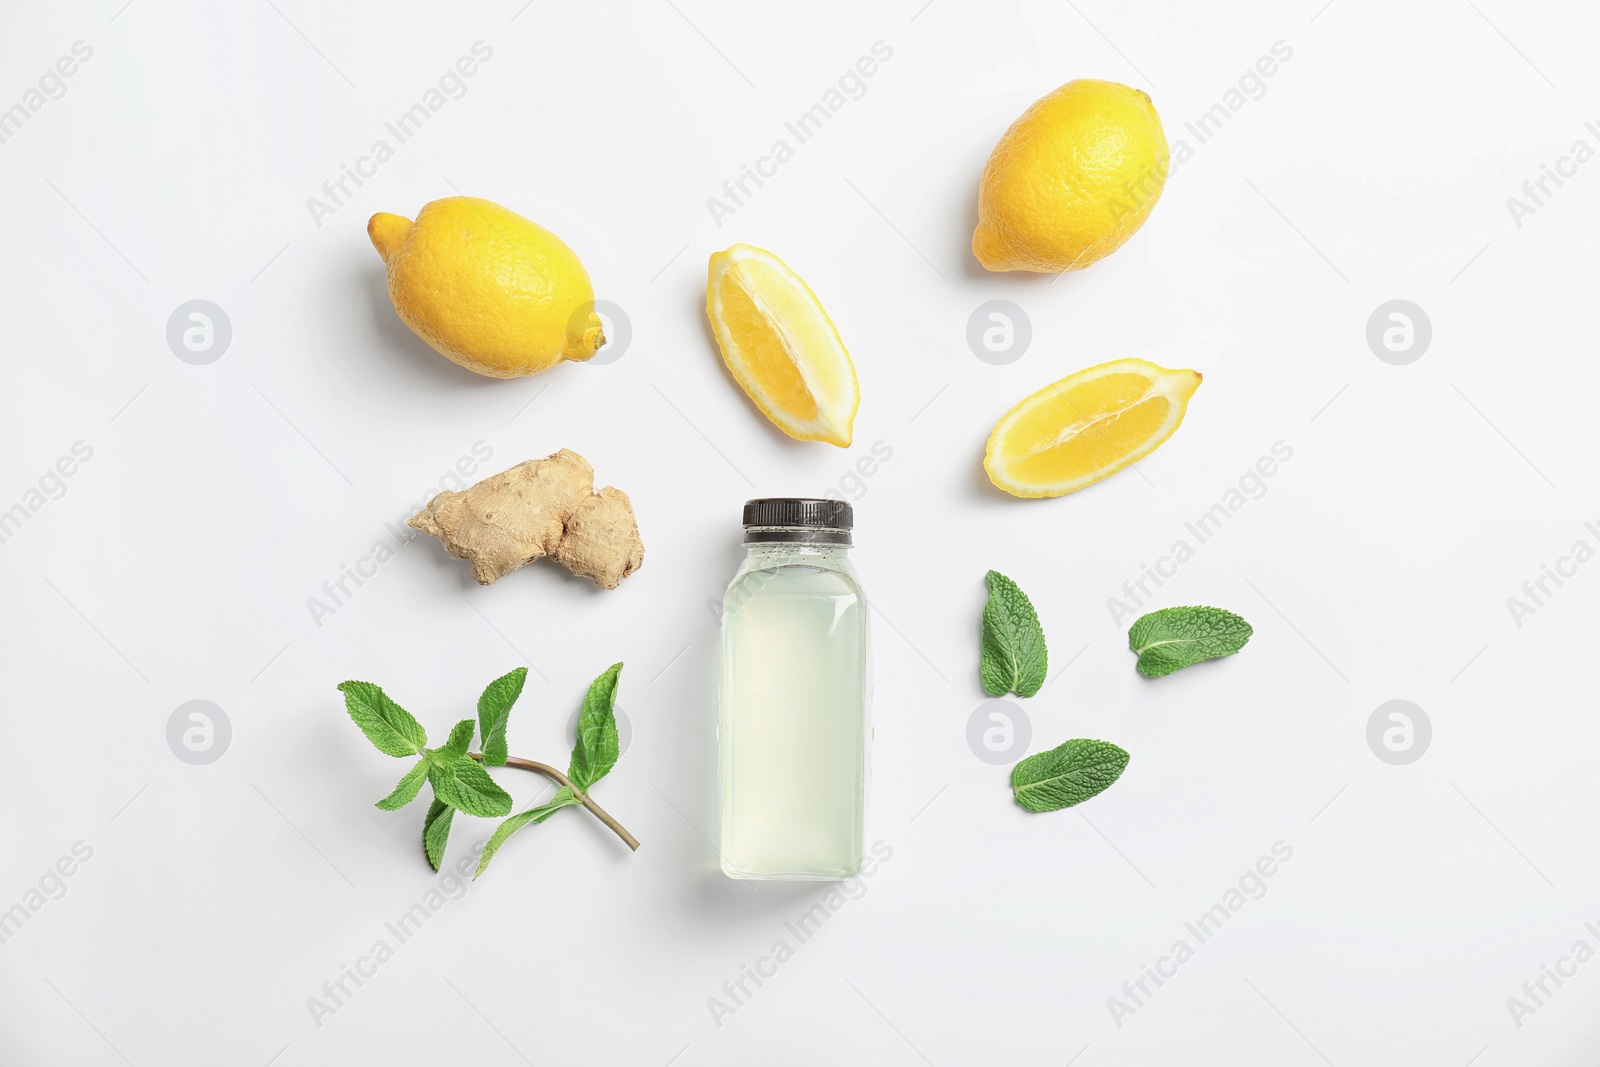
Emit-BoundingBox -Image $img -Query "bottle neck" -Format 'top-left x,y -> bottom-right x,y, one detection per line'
743,525 -> 851,547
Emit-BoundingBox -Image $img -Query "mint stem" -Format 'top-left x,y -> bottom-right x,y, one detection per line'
469,752 -> 640,851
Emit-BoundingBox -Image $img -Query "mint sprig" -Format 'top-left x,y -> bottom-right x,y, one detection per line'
338,665 -> 640,878
980,570 -> 1048,698
1128,605 -> 1253,677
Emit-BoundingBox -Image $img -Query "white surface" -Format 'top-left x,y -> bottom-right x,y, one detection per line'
1,1 -> 1596,1064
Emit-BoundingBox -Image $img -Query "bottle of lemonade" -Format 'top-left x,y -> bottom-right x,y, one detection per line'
718,499 -> 870,879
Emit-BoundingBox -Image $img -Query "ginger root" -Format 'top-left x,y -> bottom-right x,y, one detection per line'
409,449 -> 643,589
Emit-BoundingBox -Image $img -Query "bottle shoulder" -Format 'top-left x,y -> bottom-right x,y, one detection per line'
725,550 -> 867,603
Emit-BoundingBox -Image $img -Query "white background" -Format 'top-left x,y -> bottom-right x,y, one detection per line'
2,0 -> 1597,1064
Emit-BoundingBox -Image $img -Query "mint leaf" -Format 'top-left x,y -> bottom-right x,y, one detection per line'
376,759 -> 428,810
1128,605 -> 1253,677
477,668 -> 527,767
339,681 -> 427,757
475,787 -> 580,878
428,755 -> 513,817
980,571 -> 1047,698
423,798 -> 454,872
1012,739 -> 1130,812
433,718 -> 476,762
568,663 -> 622,792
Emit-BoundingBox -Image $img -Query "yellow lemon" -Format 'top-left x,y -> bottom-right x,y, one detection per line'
706,244 -> 859,447
973,79 -> 1168,273
368,197 -> 604,378
985,358 -> 1200,497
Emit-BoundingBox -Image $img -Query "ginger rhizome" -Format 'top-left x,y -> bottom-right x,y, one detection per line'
409,449 -> 644,589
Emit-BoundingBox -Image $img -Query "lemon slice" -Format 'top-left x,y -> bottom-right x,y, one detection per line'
985,358 -> 1201,498
706,244 -> 859,447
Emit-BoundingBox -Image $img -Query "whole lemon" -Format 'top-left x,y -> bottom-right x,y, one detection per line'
973,79 -> 1168,273
368,197 -> 604,378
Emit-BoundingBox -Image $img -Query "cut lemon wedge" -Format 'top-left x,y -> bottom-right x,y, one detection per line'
985,358 -> 1201,498
706,244 -> 859,447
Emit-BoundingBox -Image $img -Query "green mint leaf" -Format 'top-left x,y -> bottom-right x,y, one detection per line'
477,668 -> 527,767
475,787 -> 579,879
339,680 -> 427,757
1128,605 -> 1253,677
422,798 -> 454,872
980,570 -> 1047,698
375,759 -> 429,810
1012,739 -> 1130,812
567,663 -> 623,792
428,754 -> 513,817
433,718 -> 476,762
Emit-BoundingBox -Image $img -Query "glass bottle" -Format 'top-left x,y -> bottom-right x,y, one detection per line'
718,499 -> 870,879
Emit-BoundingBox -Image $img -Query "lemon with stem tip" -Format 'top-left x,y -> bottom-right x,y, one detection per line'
368,197 -> 604,379
973,79 -> 1169,273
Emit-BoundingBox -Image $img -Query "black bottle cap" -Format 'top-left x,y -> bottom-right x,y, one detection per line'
742,498 -> 853,543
